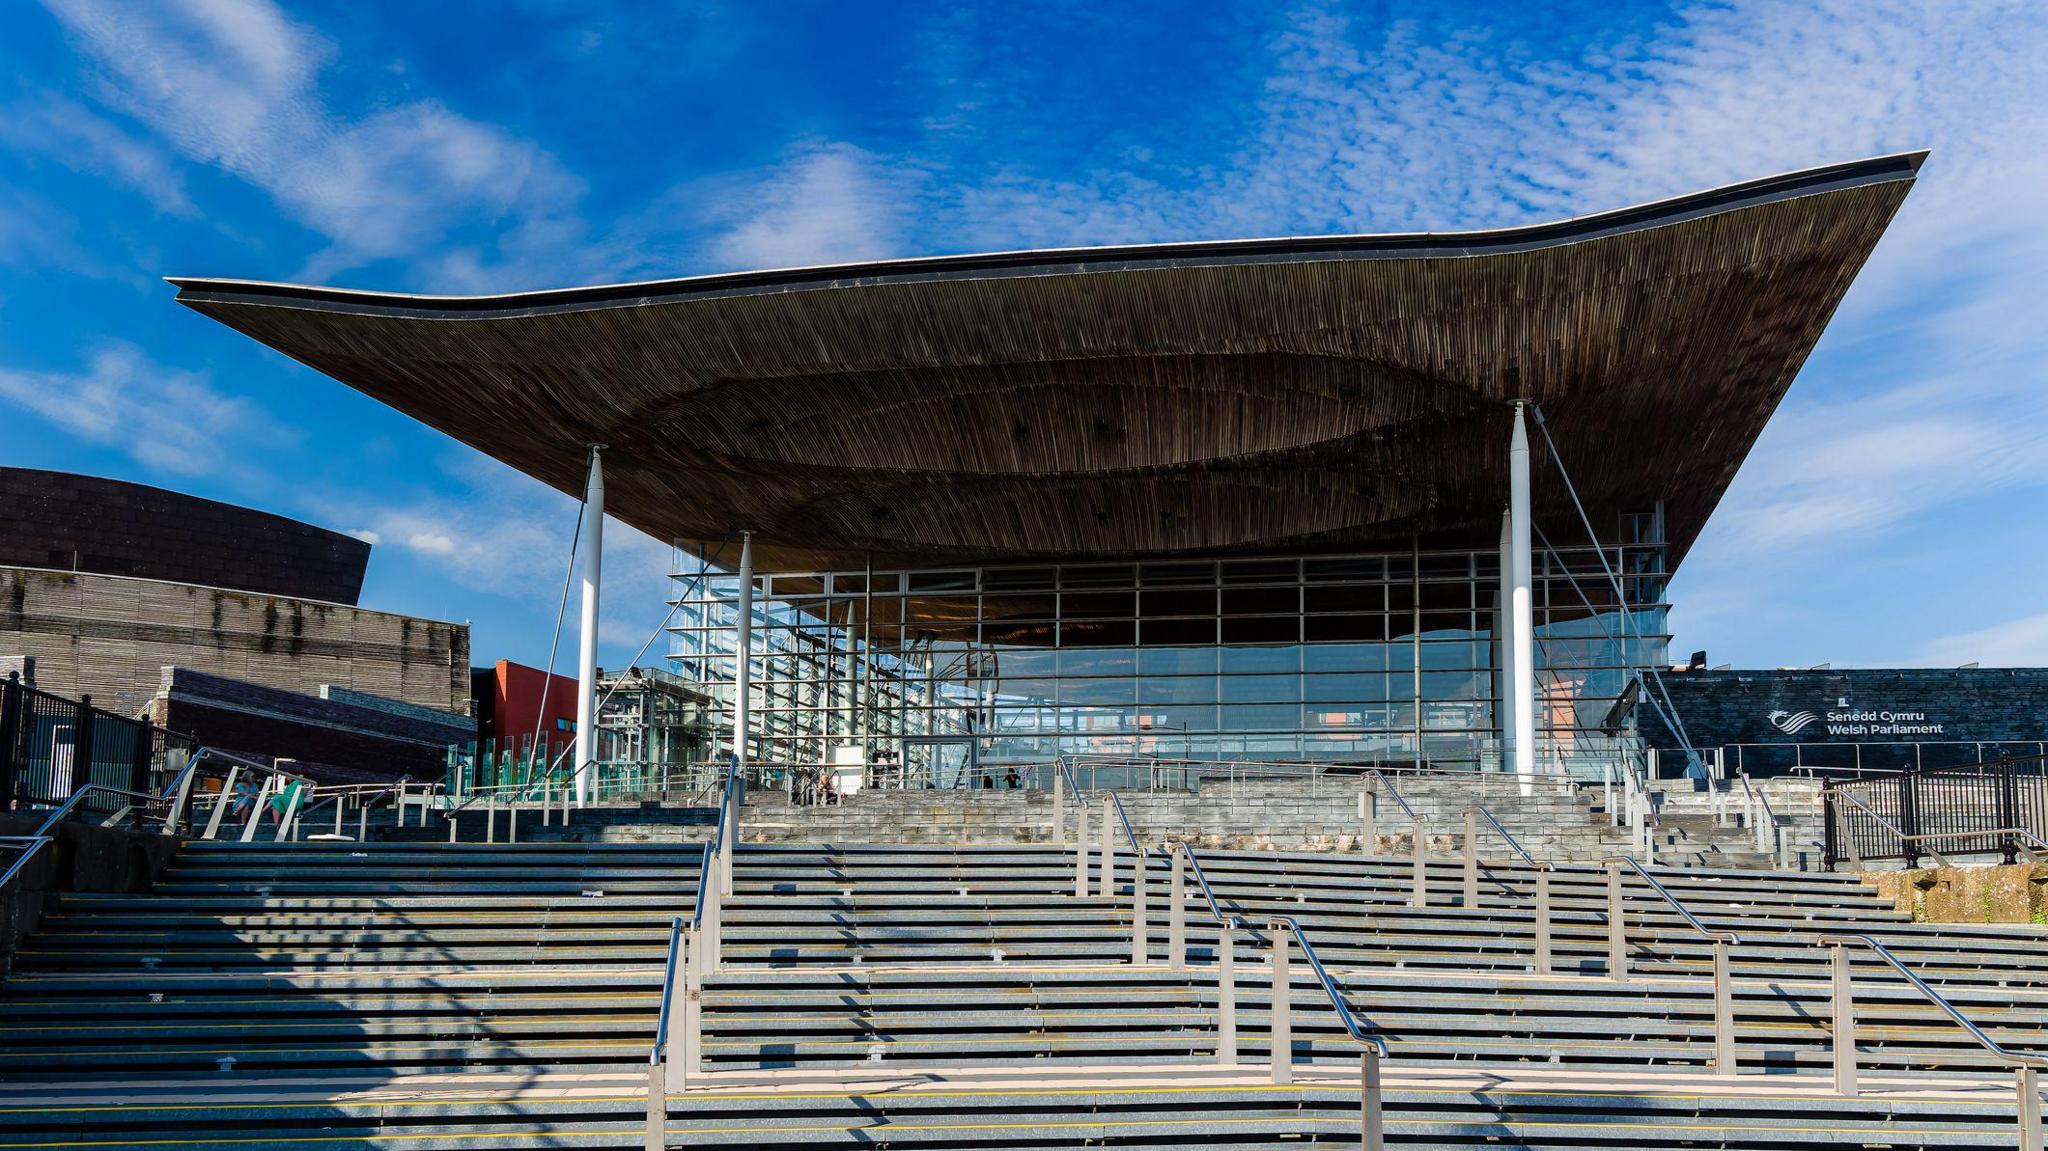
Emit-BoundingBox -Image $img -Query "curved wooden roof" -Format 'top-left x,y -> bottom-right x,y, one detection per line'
171,153 -> 1922,573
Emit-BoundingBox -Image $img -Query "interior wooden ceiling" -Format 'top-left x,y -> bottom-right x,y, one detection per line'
171,153 -> 1921,575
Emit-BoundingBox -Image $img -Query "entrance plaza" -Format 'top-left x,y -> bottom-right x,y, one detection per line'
7,154 -> 2048,1150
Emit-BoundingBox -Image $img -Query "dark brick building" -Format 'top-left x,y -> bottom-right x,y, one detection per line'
0,467 -> 370,605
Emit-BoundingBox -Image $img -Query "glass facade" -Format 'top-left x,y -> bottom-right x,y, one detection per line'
667,514 -> 1671,776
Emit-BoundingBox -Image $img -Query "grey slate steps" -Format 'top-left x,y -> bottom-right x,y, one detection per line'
0,1080 -> 2035,1149
4,838 -> 2046,1148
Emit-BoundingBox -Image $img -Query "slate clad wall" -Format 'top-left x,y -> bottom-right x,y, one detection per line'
0,468 -> 369,605
1641,668 -> 2048,774
147,667 -> 470,781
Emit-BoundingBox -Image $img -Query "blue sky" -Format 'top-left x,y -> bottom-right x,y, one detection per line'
2,0 -> 2045,673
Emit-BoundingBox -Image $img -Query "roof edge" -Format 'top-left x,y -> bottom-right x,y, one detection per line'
169,151 -> 1927,320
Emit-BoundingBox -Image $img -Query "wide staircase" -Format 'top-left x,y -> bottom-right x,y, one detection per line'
1,834 -> 2043,1146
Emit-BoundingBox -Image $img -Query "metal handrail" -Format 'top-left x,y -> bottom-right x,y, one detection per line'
689,761 -> 741,932
688,839 -> 714,930
1834,786 -> 2047,856
1817,933 -> 2048,1070
1466,803 -> 1539,869
1364,769 -> 1417,819
649,916 -> 685,1066
25,785 -> 163,840
1105,789 -> 1146,859
1175,843 -> 1251,932
1266,915 -> 1390,1057
0,837 -> 54,895
1605,855 -> 1740,945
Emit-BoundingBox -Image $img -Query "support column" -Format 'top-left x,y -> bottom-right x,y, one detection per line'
1497,511 -> 1514,773
731,532 -> 754,768
574,445 -> 606,808
1508,403 -> 1537,796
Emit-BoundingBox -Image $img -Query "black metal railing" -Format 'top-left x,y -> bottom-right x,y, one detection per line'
1823,753 -> 2048,869
0,672 -> 197,817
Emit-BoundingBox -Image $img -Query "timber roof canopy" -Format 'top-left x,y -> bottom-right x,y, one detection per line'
170,152 -> 1923,574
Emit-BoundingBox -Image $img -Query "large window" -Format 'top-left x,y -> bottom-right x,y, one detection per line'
668,532 -> 1670,769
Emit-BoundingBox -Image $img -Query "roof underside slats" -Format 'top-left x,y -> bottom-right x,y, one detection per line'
170,154 -> 1921,574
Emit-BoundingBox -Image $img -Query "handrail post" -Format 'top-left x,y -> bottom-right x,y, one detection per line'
1606,862 -> 1627,981
675,929 -> 696,1084
720,793 -> 735,897
1169,849 -> 1187,969
1360,780 -> 1375,855
1712,938 -> 1735,1075
239,776 -> 273,842
645,1058 -> 665,1151
1831,941 -> 1857,1095
1217,928 -> 1237,1065
1462,808 -> 1479,909
1270,927 -> 1292,1085
165,764 -> 197,837
1074,801 -> 1089,898
1131,849 -> 1149,966
1360,1047 -> 1385,1151
486,795 -> 497,844
2019,1065 -> 2041,1151
201,765 -> 239,841
1410,816 -> 1427,908
1533,867 -> 1553,975
1053,767 -> 1066,846
358,799 -> 370,842
1099,797 -> 1114,898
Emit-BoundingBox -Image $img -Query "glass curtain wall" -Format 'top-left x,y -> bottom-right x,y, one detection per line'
666,531 -> 1670,775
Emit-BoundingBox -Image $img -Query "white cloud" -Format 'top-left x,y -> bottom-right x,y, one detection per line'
42,0 -> 583,277
344,528 -> 381,545
701,141 -> 914,272
0,342 -> 300,476
1922,612 -> 2048,669
0,97 -> 195,216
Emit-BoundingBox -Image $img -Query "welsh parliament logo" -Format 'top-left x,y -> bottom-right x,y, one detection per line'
1767,709 -> 1821,735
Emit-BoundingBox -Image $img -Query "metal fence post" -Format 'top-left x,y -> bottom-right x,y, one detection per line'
1462,808 -> 1479,909
1074,801 -> 1089,898
1361,1047 -> 1385,1151
0,673 -> 21,806
1821,781 -> 1839,870
128,718 -> 151,796
1831,942 -> 1857,1096
1217,929 -> 1237,1065
1269,928 -> 1292,1085
1131,850 -> 1149,966
1169,850 -> 1187,969
1999,755 -> 2020,866
1534,867 -> 1553,975
1898,767 -> 1921,871
1606,862 -> 1627,981
1410,817 -> 1427,909
1713,939 -> 1735,1075
70,696 -> 97,797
